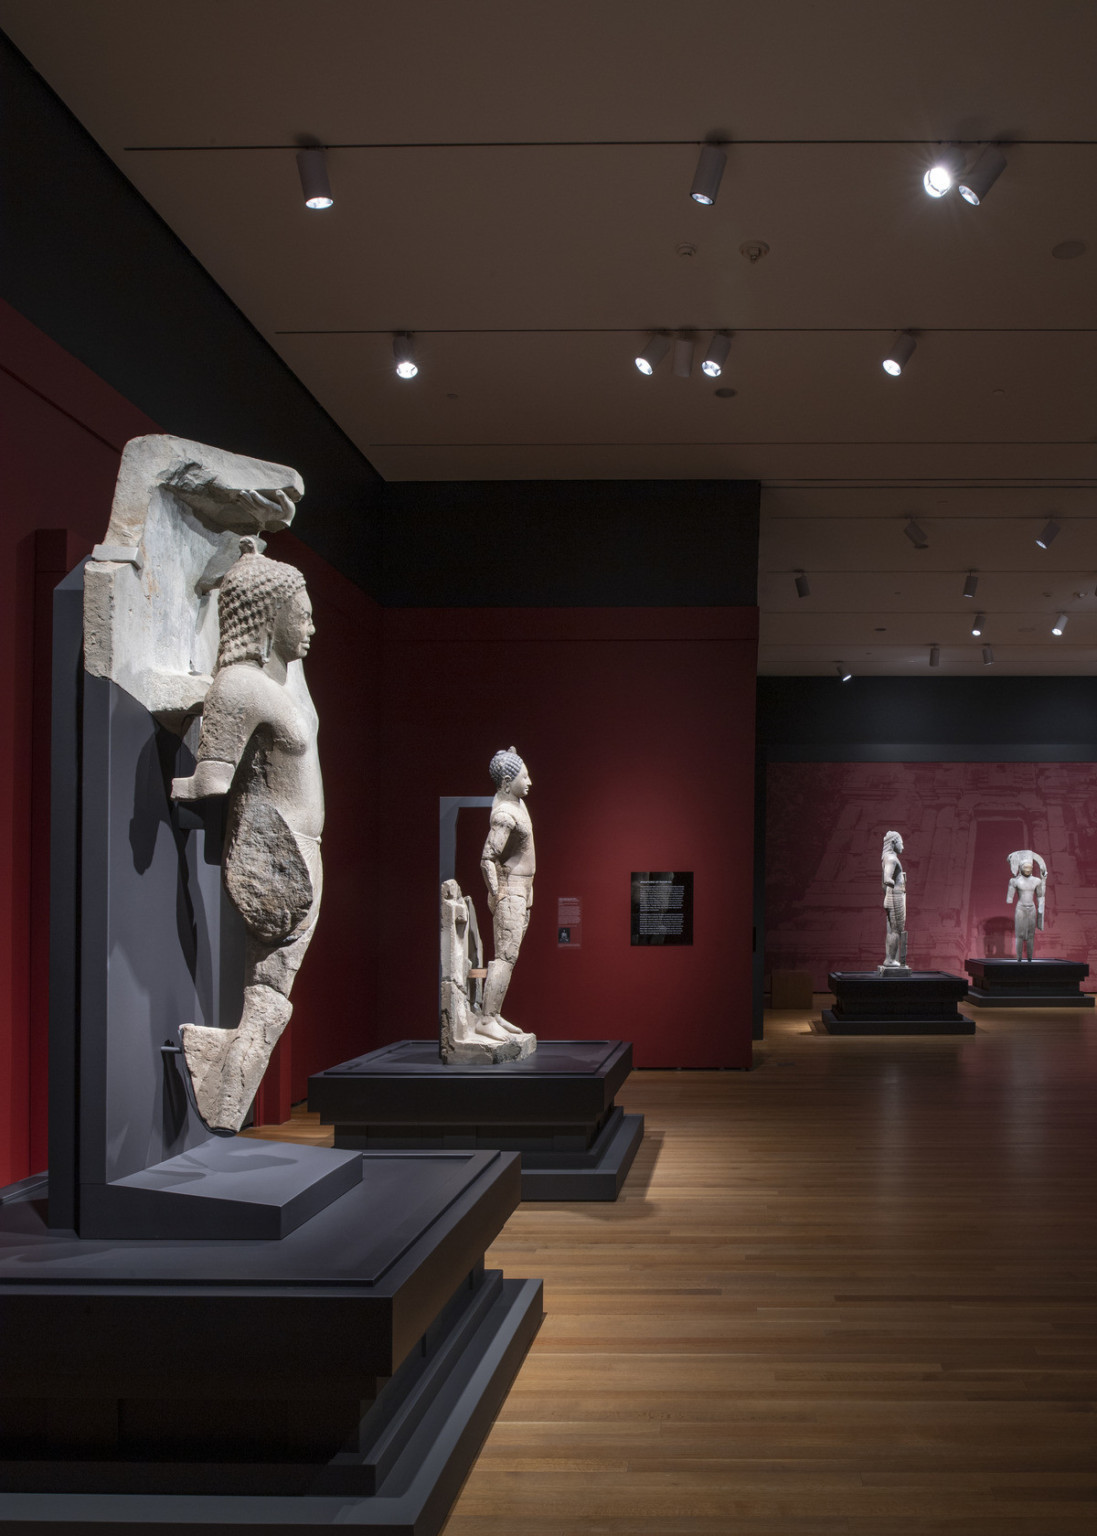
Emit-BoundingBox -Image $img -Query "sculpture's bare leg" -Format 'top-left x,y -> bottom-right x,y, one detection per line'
181,843 -> 321,1134
482,890 -> 529,1031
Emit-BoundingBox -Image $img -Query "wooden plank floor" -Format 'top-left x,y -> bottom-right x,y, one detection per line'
253,1009 -> 1097,1534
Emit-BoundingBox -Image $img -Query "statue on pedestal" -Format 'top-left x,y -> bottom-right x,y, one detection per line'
1006,849 -> 1048,962
172,539 -> 323,1131
438,746 -> 537,1064
879,829 -> 909,973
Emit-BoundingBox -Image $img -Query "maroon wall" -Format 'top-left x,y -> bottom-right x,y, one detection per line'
377,608 -> 759,1069
766,759 -> 1097,989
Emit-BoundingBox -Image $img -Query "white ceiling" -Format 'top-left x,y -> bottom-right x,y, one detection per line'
3,0 -> 1096,672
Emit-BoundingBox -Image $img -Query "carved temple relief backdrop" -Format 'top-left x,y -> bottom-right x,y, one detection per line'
765,761 -> 1097,989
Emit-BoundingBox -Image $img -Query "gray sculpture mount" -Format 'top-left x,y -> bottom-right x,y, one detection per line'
878,829 -> 910,975
438,746 -> 537,1065
84,433 -> 303,727
171,539 -> 323,1132
1006,849 -> 1048,962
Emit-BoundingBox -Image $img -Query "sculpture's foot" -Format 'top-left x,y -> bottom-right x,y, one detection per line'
180,986 -> 292,1135
442,1012 -> 538,1066
472,1017 -> 511,1043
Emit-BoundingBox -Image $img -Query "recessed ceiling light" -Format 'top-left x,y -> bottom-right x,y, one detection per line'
690,143 -> 726,205
1052,240 -> 1087,260
713,386 -> 737,398
296,147 -> 333,209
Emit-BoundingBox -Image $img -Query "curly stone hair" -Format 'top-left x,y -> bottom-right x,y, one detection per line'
216,537 -> 307,669
489,746 -> 525,790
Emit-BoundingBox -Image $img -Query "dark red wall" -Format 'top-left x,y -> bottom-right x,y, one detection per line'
377,608 -> 759,1069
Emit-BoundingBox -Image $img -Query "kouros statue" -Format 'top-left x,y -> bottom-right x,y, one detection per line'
172,539 -> 323,1132
437,744 -> 537,1064
481,748 -> 537,1037
1006,849 -> 1048,962
879,829 -> 909,973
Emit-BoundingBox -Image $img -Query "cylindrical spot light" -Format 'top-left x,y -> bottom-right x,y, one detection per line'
795,572 -> 811,599
635,333 -> 669,375
923,147 -> 966,198
836,663 -> 852,682
690,143 -> 726,205
296,147 -> 333,209
903,517 -> 929,549
883,333 -> 917,377
1036,518 -> 1060,549
930,644 -> 940,668
963,571 -> 978,598
393,332 -> 418,379
983,645 -> 995,665
701,332 -> 732,378
1052,613 -> 1068,636
971,614 -> 984,636
958,146 -> 1007,206
673,335 -> 695,378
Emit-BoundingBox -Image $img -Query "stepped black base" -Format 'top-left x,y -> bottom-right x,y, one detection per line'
0,1149 -> 542,1533
821,970 -> 975,1035
309,1039 -> 644,1201
965,957 -> 1094,1007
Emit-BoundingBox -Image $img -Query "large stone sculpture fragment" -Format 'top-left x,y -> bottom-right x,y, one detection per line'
879,829 -> 909,973
172,540 -> 323,1132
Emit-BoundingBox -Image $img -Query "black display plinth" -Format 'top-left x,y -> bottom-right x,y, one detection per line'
0,1149 -> 543,1532
965,957 -> 1094,1007
821,971 -> 975,1034
309,1039 -> 644,1201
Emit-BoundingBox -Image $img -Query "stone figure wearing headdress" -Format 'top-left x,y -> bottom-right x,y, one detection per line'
879,829 -> 909,972
1006,849 -> 1048,962
172,538 -> 322,1132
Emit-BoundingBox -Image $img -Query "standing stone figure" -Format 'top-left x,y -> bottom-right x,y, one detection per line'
480,747 -> 537,1041
1006,849 -> 1048,961
172,538 -> 322,1132
879,830 -> 909,972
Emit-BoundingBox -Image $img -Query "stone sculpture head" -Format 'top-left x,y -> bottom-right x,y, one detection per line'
216,538 -> 311,671
883,830 -> 904,854
489,746 -> 530,797
1021,860 -> 1033,877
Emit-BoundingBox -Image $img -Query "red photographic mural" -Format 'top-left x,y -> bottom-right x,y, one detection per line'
765,760 -> 1097,990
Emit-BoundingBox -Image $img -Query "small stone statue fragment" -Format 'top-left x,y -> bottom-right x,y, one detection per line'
172,540 -> 323,1131
1006,849 -> 1048,961
878,829 -> 910,974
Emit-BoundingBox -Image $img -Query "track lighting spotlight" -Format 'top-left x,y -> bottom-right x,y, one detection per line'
963,571 -> 978,599
635,333 -> 669,375
795,572 -> 811,599
296,147 -> 333,209
836,663 -> 852,682
392,332 -> 418,379
701,332 -> 732,378
903,517 -> 929,550
1036,518 -> 1060,549
673,335 -> 695,378
690,143 -> 726,205
958,146 -> 1007,206
971,614 -> 984,637
982,645 -> 994,665
923,147 -> 966,198
883,333 -> 917,377
929,644 -> 940,668
1052,613 -> 1068,636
